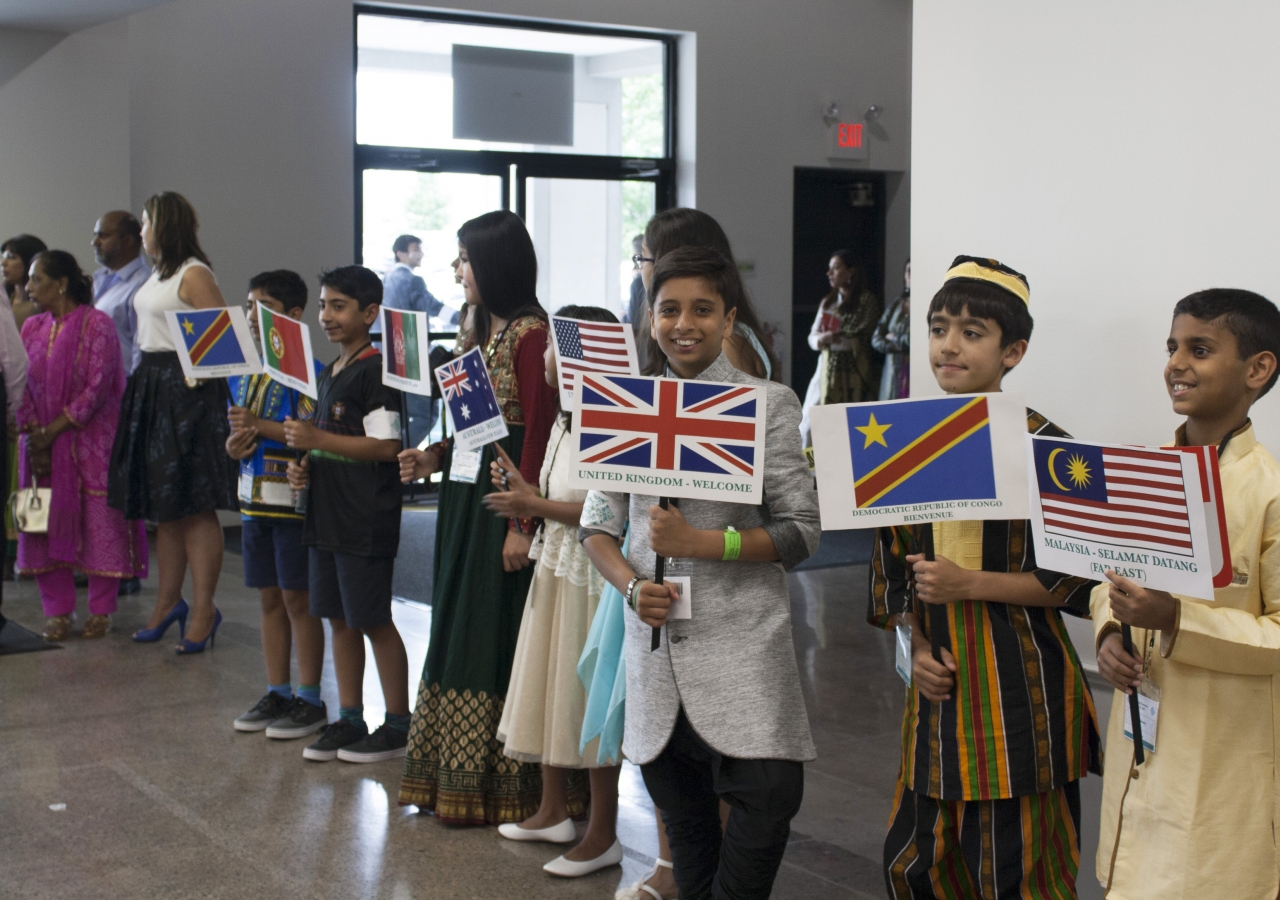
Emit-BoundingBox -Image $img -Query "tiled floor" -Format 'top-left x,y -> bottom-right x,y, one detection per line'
0,551 -> 1111,899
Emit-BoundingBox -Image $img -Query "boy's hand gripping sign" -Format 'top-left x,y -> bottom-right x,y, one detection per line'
434,346 -> 509,452
567,373 -> 766,505
1026,436 -> 1230,600
810,393 -> 1030,530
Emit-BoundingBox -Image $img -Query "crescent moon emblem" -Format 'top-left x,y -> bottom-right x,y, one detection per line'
1047,447 -> 1070,491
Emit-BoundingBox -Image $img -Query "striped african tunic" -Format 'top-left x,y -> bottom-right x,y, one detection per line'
868,409 -> 1102,802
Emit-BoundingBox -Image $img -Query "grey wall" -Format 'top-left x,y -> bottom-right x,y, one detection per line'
0,0 -> 912,371
0,27 -> 65,88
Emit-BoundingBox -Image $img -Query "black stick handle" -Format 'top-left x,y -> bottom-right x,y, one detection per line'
650,496 -> 670,652
923,523 -> 944,664
1122,624 -> 1145,765
400,391 -> 415,502
290,391 -> 308,515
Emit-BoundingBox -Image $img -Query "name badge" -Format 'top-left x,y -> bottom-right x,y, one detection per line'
666,576 -> 692,620
449,445 -> 482,484
238,469 -> 254,503
1123,683 -> 1160,754
895,622 -> 913,687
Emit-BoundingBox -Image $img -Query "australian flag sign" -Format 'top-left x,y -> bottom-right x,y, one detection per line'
433,346 -> 509,452
567,373 -> 767,504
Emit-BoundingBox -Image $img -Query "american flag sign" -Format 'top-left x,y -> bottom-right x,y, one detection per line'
568,373 -> 767,504
433,346 -> 508,452
1027,435 -> 1220,600
550,316 -> 639,412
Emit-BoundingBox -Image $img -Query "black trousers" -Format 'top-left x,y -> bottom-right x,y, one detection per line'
640,708 -> 805,900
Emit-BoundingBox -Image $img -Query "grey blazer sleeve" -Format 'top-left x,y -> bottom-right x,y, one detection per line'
759,382 -> 820,570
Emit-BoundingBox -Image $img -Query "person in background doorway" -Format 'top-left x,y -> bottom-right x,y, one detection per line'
2,234 -> 45,581
872,258 -> 910,400
380,233 -> 445,448
18,251 -> 136,641
91,210 -> 152,597
799,249 -> 882,448
625,234 -> 648,369
108,191 -> 238,655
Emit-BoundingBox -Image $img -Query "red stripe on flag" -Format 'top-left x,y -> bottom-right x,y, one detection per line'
584,436 -> 647,463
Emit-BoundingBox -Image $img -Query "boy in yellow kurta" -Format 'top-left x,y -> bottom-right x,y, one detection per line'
1092,288 -> 1280,900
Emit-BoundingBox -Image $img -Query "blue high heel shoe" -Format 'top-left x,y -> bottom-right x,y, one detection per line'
132,599 -> 188,643
175,608 -> 222,656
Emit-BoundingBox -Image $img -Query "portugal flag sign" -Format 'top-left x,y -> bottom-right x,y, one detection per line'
380,307 -> 430,395
259,306 -> 318,399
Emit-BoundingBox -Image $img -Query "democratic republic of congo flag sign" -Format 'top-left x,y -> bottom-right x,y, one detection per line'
380,307 -> 430,396
258,305 -> 318,399
166,306 -> 260,380
810,393 -> 1029,529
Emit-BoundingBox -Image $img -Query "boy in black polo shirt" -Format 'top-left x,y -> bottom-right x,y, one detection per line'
284,265 -> 410,764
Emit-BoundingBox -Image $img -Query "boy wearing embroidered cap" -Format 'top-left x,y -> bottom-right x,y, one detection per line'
1091,290 -> 1280,900
870,257 -> 1101,899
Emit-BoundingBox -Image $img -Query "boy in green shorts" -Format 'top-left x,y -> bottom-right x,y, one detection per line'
869,257 -> 1100,899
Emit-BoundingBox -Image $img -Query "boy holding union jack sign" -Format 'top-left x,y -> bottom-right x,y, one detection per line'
865,257 -> 1100,899
580,247 -> 819,898
1089,290 -> 1280,900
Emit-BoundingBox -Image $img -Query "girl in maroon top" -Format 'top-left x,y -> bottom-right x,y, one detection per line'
397,211 -> 557,825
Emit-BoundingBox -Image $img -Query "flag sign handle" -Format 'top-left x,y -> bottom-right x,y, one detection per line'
290,392 -> 308,515
650,497 -> 671,652
922,524 -> 945,665
1122,624 -> 1145,765
400,392 -> 414,502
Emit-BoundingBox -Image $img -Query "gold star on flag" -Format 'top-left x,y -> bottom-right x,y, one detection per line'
855,413 -> 891,449
181,318 -> 195,335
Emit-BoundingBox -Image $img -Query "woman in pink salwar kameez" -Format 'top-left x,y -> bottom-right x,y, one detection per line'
18,250 -> 145,640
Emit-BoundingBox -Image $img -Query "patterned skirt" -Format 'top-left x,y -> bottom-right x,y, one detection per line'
398,427 -> 546,825
107,352 -> 238,522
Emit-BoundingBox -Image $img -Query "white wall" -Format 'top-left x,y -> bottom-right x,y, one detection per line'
912,1 -> 1280,449
0,27 -> 65,89
0,0 -> 912,371
0,19 -> 129,261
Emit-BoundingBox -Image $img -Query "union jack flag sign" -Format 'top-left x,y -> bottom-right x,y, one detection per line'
568,373 -> 767,504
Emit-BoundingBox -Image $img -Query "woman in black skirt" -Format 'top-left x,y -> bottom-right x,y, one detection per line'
108,192 -> 238,654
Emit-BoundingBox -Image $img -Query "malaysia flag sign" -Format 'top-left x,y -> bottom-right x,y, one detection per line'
433,346 -> 509,452
550,316 -> 639,411
1026,435 -> 1223,600
568,373 -> 766,504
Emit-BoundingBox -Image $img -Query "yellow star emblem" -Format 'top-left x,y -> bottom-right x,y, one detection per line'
181,318 -> 195,335
855,412 -> 891,449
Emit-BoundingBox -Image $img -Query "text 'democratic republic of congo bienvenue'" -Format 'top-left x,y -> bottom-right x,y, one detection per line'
567,373 -> 766,505
809,392 -> 1030,530
1024,435 -> 1221,600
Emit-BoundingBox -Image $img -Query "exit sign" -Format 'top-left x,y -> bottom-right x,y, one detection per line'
828,121 -> 868,161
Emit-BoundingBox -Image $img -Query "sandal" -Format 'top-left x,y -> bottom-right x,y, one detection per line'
42,614 -> 73,642
81,615 -> 111,639
615,858 -> 674,900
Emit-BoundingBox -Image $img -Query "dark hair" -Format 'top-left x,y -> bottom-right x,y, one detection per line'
143,192 -> 211,280
33,250 -> 92,306
248,269 -> 308,313
2,234 -> 48,286
641,208 -> 779,380
553,305 -> 620,429
927,278 -> 1034,350
824,248 -> 868,314
644,246 -> 749,376
392,234 -> 422,256
116,212 -> 142,239
318,265 -> 382,310
457,210 -> 545,348
1173,288 -> 1280,397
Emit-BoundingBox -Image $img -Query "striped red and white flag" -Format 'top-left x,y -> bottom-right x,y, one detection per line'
550,316 -> 639,407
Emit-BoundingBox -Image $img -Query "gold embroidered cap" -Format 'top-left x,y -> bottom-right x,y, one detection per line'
943,256 -> 1030,306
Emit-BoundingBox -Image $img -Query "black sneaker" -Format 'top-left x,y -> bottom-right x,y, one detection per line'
234,692 -> 293,733
337,723 -> 409,763
303,719 -> 368,761
266,697 -> 329,740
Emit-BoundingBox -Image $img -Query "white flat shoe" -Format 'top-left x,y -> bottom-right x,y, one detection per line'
497,818 -> 577,843
615,858 -> 674,900
543,839 -> 624,878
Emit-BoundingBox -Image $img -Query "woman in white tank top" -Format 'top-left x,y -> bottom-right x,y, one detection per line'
107,192 -> 237,655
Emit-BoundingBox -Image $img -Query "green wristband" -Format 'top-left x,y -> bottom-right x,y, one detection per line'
722,527 -> 741,561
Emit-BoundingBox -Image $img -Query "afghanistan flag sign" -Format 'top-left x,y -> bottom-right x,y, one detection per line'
810,392 -> 1029,529
166,306 -> 261,380
380,307 -> 430,396
258,306 -> 318,400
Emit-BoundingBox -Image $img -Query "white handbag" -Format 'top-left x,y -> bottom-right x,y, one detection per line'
10,475 -> 51,534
